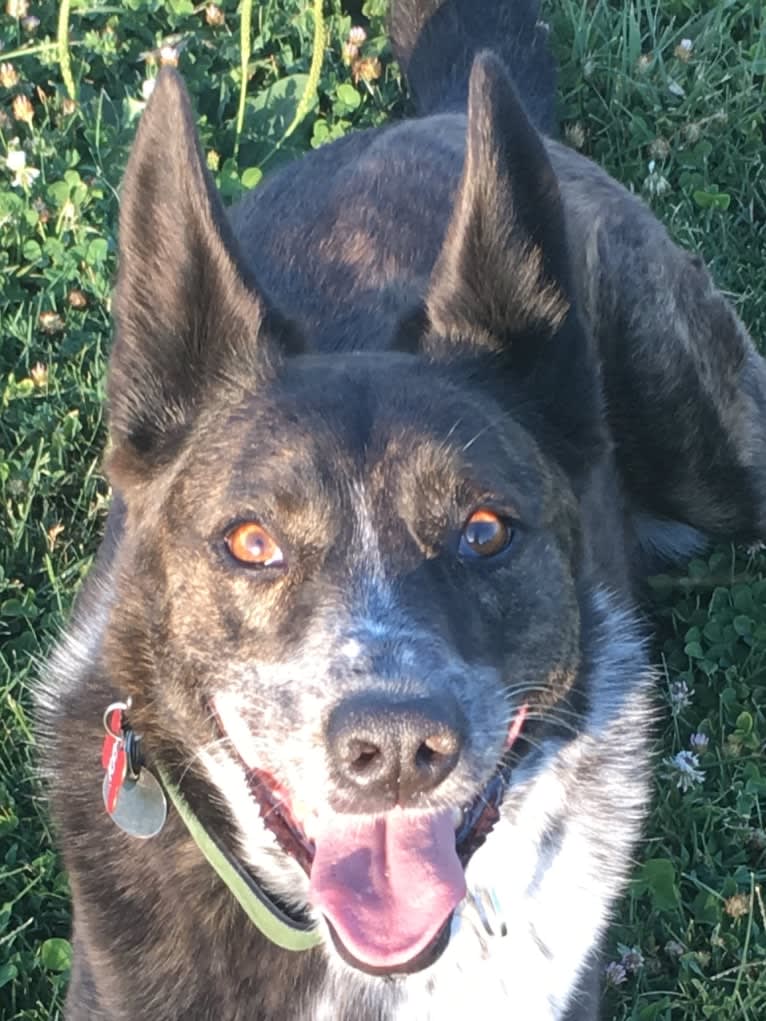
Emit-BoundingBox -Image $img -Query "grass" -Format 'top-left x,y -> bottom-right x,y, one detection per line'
0,1 -> 764,1018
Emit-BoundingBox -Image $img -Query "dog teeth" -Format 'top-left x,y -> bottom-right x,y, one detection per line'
452,806 -> 463,829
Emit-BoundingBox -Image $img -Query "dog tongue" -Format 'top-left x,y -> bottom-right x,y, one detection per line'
310,807 -> 466,968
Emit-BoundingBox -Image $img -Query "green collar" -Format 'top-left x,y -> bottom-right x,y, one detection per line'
156,766 -> 322,952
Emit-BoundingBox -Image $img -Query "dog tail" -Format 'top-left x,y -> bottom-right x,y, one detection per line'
389,0 -> 556,132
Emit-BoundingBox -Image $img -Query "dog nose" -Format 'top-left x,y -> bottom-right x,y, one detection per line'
326,695 -> 466,810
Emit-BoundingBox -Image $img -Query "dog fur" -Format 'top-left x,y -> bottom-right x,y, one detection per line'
39,1 -> 766,1018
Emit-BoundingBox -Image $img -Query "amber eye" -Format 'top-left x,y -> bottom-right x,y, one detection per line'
225,522 -> 284,568
458,508 -> 513,559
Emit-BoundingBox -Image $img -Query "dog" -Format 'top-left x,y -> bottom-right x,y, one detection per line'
39,1 -> 766,1018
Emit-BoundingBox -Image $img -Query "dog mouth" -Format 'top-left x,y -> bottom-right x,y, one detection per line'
234,709 -> 527,975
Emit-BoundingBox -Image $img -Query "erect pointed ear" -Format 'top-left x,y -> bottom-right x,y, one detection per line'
415,52 -> 603,474
426,51 -> 571,352
108,69 -> 299,482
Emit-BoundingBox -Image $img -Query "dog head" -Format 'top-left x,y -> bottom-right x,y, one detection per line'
102,55 -> 608,974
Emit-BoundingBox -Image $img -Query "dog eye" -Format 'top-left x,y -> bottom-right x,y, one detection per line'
458,509 -> 513,559
225,522 -> 284,568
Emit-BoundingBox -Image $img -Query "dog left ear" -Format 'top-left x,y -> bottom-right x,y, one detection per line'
415,52 -> 603,473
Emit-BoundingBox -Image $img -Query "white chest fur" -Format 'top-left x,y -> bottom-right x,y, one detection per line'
388,771 -> 610,1020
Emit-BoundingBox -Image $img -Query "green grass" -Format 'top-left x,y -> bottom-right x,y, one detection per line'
0,1 -> 764,1018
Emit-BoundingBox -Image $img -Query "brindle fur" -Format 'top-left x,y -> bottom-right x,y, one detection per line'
39,1 -> 766,1019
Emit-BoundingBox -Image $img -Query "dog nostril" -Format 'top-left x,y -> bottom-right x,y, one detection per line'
415,743 -> 436,769
425,733 -> 458,756
415,732 -> 458,770
348,740 -> 380,774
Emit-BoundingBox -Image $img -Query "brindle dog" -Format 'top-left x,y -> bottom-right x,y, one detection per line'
39,1 -> 766,1018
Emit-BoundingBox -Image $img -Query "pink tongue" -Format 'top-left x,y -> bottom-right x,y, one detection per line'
310,808 -> 466,969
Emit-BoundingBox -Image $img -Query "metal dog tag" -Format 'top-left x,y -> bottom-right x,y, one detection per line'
103,768 -> 167,839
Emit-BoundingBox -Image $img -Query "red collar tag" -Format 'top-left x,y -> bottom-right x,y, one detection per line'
102,708 -> 127,814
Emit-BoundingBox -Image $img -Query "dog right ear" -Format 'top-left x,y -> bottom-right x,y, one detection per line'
107,69 -> 299,484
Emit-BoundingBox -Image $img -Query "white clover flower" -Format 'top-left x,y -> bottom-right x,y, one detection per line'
6,148 -> 27,172
669,679 -> 692,711
6,147 -> 39,188
0,61 -> 19,88
140,37 -> 184,68
15,165 -> 39,187
663,750 -> 705,792
159,44 -> 180,66
603,961 -> 627,986
644,159 -> 671,198
6,0 -> 29,18
689,731 -> 709,752
620,946 -> 645,974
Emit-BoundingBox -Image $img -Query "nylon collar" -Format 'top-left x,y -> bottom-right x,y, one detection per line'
156,765 -> 322,952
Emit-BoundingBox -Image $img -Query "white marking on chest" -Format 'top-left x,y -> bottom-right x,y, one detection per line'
387,770 -> 601,1021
